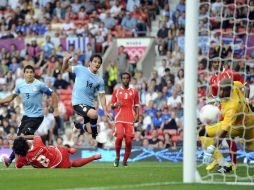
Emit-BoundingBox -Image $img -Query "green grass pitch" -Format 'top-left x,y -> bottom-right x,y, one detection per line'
0,162 -> 253,190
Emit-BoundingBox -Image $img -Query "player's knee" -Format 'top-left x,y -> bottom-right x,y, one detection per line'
125,137 -> 132,145
116,134 -> 124,140
87,109 -> 98,119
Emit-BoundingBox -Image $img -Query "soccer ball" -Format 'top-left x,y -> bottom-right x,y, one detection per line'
199,104 -> 221,125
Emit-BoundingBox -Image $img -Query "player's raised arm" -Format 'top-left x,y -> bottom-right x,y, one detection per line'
0,93 -> 17,105
61,53 -> 72,73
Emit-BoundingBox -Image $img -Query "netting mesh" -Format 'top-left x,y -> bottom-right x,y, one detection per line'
196,0 -> 254,183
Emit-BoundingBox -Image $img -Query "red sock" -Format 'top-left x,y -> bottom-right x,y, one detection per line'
115,138 -> 123,159
71,156 -> 96,167
227,140 -> 237,165
123,137 -> 132,163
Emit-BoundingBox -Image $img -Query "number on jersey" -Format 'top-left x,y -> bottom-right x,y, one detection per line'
37,155 -> 50,167
86,81 -> 93,88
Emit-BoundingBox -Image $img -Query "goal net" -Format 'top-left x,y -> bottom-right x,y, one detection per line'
195,0 -> 254,184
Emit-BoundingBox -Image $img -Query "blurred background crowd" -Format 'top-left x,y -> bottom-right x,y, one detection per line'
0,0 -> 253,150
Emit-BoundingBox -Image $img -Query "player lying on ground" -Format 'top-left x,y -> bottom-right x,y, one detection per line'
13,136 -> 101,168
203,78 -> 254,173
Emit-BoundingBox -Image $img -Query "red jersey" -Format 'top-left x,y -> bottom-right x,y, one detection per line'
16,136 -> 62,168
210,69 -> 244,97
111,87 -> 140,124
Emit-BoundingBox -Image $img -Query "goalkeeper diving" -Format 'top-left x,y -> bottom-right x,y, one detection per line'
202,78 -> 254,172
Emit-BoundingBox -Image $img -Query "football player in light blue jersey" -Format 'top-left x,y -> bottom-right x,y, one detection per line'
62,53 -> 112,139
0,65 -> 59,167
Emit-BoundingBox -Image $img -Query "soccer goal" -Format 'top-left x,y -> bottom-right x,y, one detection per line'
184,0 -> 254,185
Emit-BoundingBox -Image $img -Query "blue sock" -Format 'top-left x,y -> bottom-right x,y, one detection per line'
82,124 -> 86,130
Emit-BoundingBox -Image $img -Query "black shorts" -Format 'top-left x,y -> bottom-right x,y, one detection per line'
73,104 -> 95,118
17,116 -> 44,135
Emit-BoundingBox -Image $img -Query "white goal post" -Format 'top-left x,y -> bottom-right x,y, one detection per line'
183,0 -> 199,183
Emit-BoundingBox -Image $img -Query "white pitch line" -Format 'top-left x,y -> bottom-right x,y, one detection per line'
60,181 -> 254,190
60,181 -> 182,190
83,165 -> 182,169
200,181 -> 254,186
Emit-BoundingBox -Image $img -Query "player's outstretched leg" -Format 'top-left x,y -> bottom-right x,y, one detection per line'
71,154 -> 101,167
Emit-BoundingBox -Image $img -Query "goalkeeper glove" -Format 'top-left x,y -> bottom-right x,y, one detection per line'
206,98 -> 220,106
203,145 -> 216,164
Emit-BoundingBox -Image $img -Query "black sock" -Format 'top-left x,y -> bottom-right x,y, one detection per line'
90,119 -> 98,139
91,126 -> 97,139
73,121 -> 82,129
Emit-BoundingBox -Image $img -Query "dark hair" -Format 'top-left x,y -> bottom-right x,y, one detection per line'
121,72 -> 131,79
165,68 -> 170,72
90,54 -> 102,64
13,137 -> 29,156
177,68 -> 184,78
23,65 -> 35,73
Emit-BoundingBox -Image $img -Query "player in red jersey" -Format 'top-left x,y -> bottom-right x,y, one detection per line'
210,68 -> 245,97
13,136 -> 101,168
111,72 -> 140,167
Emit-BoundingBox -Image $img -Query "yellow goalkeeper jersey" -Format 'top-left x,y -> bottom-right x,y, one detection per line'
206,81 -> 254,150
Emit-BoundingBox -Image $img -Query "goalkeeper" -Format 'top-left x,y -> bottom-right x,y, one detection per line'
200,67 -> 248,172
203,78 -> 254,171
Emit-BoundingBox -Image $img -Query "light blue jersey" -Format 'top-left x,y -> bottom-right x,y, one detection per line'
13,79 -> 53,117
72,66 -> 105,107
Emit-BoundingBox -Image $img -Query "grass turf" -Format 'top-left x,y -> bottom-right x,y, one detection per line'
0,162 -> 253,190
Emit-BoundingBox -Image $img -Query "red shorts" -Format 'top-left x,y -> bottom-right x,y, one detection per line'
56,146 -> 72,168
115,123 -> 134,139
